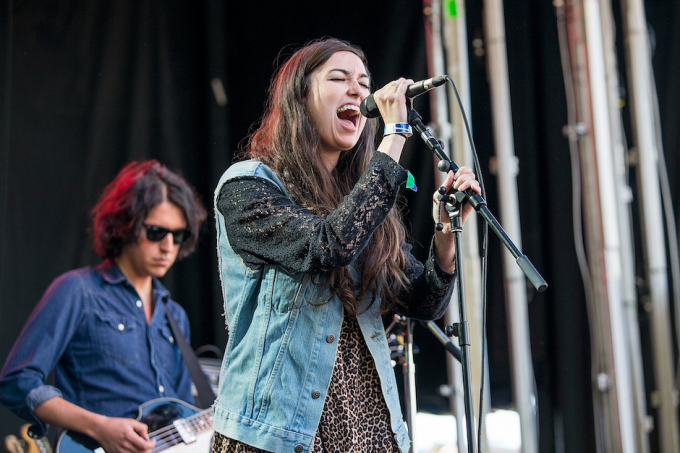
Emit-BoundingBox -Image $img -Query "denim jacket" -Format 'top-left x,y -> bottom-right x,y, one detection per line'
0,261 -> 193,434
213,159 -> 415,453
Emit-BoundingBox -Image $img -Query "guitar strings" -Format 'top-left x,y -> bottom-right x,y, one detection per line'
149,411 -> 213,452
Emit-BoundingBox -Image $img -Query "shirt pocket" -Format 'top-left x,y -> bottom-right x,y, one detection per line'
94,312 -> 142,365
154,324 -> 181,376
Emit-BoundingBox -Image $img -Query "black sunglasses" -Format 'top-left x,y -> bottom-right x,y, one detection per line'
143,224 -> 190,245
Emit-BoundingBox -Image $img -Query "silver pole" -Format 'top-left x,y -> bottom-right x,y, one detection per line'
482,1 -> 538,452
582,1 -> 628,450
558,0 -> 638,450
598,0 -> 651,451
404,320 -> 418,452
422,4 -> 463,450
424,1 -> 483,451
557,2 -> 611,449
620,0 -> 680,451
423,0 -> 468,452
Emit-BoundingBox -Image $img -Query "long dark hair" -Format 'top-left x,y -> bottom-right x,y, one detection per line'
244,37 -> 410,314
90,160 -> 207,260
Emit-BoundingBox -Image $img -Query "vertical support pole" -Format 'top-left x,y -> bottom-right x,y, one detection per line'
620,1 -> 680,451
423,1 -> 487,451
560,0 -> 645,451
482,2 -> 538,452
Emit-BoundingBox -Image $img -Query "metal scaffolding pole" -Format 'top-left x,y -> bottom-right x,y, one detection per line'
582,1 -> 629,450
620,0 -> 680,451
422,4 -> 466,452
423,1 -> 486,451
482,2 -> 538,452
559,0 -> 642,451
597,0 -> 651,451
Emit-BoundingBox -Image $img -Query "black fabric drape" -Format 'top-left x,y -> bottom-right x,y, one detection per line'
0,0 -> 222,441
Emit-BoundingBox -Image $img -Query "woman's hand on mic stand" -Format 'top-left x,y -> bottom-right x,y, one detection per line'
432,166 -> 481,273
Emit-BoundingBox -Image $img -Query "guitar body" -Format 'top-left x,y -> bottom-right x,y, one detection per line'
19,425 -> 52,453
56,398 -> 213,453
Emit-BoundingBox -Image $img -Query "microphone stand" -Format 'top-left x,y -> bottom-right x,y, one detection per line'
421,320 -> 462,363
407,106 -> 547,453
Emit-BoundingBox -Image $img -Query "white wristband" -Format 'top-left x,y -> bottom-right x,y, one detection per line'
384,122 -> 412,138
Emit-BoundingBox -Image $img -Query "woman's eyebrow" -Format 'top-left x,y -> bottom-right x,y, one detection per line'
329,68 -> 369,80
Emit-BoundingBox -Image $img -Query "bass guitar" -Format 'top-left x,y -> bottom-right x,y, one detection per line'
56,398 -> 213,453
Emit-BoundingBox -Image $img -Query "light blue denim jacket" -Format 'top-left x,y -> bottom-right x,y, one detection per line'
212,160 -> 412,453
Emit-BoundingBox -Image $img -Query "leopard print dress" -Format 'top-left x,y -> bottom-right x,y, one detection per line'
211,314 -> 401,453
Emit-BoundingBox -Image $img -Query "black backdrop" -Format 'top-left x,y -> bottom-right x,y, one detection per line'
1,1 -> 679,452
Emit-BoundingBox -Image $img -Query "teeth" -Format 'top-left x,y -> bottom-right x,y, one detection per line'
337,105 -> 360,114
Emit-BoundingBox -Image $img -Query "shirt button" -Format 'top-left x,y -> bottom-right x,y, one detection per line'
136,300 -> 143,308
159,385 -> 165,393
311,390 -> 321,399
169,336 -> 174,343
294,445 -> 303,453
118,323 -> 125,331
325,335 -> 335,343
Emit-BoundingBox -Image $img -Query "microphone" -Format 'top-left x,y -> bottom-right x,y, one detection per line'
359,75 -> 448,118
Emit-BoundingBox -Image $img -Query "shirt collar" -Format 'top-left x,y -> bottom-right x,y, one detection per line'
97,259 -> 171,300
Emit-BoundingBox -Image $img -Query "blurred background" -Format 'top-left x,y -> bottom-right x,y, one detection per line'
1,1 -> 680,452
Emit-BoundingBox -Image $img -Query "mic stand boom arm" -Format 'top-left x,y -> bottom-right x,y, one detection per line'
408,108 -> 548,292
407,107 -> 547,453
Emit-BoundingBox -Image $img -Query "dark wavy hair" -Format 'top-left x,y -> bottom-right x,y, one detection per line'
244,37 -> 410,315
90,160 -> 207,260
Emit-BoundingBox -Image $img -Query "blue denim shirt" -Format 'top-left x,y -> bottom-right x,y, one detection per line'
0,261 -> 194,434
213,158 -> 420,453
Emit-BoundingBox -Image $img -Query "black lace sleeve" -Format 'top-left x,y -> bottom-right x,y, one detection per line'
217,152 -> 455,320
217,152 -> 407,273
396,238 -> 455,320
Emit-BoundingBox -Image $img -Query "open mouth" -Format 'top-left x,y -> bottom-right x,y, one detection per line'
337,104 -> 361,129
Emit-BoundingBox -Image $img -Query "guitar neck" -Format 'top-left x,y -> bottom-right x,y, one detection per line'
184,409 -> 213,434
149,408 -> 214,449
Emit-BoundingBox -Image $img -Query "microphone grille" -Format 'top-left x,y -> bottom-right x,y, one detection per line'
359,96 -> 380,118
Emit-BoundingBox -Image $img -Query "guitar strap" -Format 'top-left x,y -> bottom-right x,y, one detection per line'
164,303 -> 216,409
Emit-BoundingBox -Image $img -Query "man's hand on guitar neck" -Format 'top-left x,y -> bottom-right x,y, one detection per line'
34,397 -> 156,453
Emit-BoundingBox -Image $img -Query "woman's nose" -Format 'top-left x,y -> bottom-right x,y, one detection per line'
347,79 -> 361,95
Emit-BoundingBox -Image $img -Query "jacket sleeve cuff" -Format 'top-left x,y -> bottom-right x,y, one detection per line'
428,237 -> 455,283
369,150 -> 408,189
